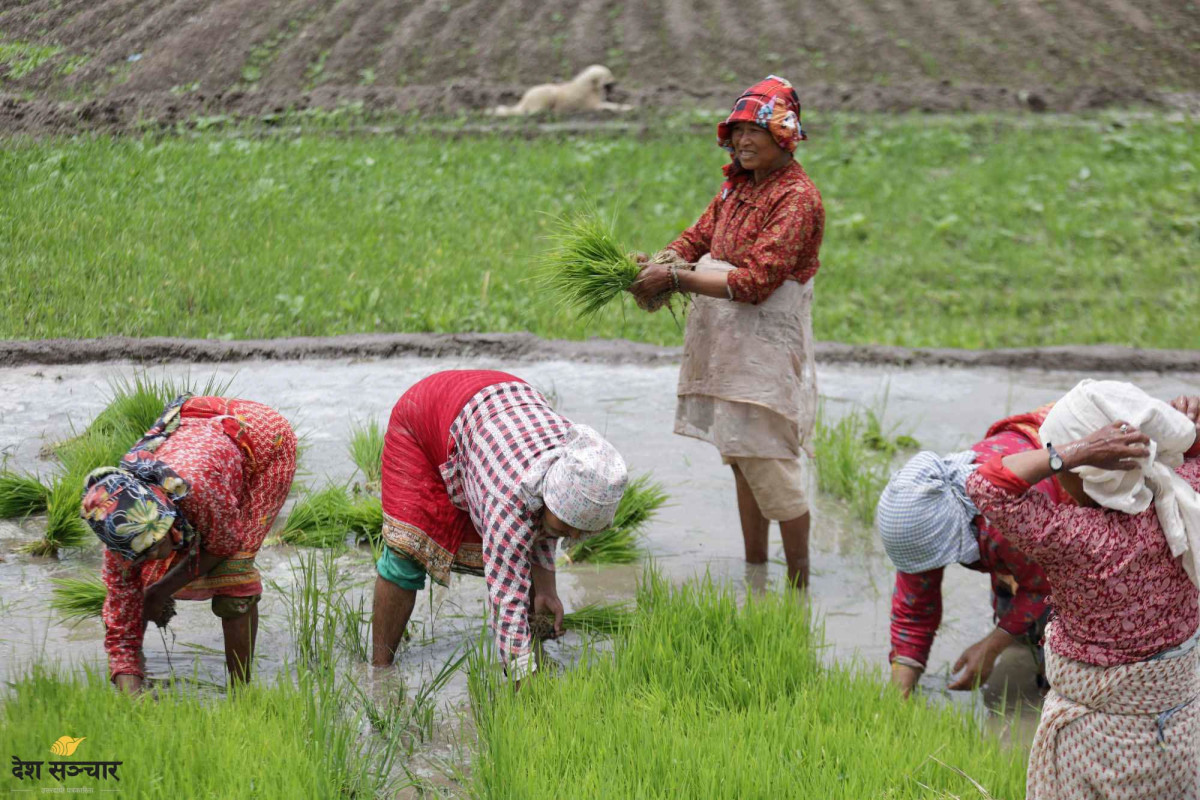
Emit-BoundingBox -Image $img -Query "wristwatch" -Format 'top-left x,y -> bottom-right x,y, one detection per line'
1046,442 -> 1064,473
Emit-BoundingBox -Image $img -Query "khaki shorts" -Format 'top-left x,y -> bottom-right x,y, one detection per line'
724,456 -> 809,521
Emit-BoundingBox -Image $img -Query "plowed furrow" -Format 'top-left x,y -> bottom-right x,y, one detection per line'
260,0 -> 345,89
374,0 -> 478,85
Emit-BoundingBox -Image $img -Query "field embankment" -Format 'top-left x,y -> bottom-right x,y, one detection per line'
0,0 -> 1198,133
3,114 -> 1196,350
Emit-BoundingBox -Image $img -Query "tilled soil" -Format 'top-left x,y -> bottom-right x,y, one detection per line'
1,0 -> 1197,135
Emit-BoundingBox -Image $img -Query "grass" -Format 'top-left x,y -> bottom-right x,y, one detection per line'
813,401 -> 919,525
2,113 -> 1195,348
535,210 -> 642,319
348,419 -> 385,488
565,473 -> 668,564
49,575 -> 107,624
0,471 -> 49,517
4,547 -> 409,797
469,572 -> 1026,799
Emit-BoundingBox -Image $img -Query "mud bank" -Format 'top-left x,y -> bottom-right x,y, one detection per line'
4,333 -> 1200,374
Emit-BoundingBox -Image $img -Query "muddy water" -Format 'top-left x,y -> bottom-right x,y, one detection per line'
2,357 -> 1198,755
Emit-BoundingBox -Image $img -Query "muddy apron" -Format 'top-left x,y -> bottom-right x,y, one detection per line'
674,254 -> 817,460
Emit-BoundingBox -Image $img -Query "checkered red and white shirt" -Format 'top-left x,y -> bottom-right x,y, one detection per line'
446,382 -> 572,679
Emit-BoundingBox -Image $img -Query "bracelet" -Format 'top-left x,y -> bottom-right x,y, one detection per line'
669,265 -> 680,293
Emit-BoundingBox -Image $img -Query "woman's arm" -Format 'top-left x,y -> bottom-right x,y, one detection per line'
1001,420 -> 1150,484
102,550 -> 148,692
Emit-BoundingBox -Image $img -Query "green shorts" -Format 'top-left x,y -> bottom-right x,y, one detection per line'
376,547 -> 428,592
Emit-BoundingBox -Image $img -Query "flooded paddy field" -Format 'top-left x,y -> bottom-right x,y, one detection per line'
2,355 -> 1197,789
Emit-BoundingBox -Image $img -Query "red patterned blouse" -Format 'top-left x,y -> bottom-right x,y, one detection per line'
667,159 -> 824,304
967,456 -> 1200,666
102,398 -> 296,679
889,420 -> 1062,668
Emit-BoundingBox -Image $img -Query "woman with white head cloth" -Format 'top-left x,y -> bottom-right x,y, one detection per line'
370,370 -> 628,684
966,380 -> 1200,800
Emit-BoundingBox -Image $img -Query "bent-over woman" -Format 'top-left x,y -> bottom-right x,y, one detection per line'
967,381 -> 1200,800
82,396 -> 297,693
629,75 -> 824,588
877,405 -> 1065,696
371,370 -> 628,681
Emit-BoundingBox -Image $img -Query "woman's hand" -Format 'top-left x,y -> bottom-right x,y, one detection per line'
890,663 -> 922,698
947,627 -> 1015,691
1171,395 -> 1200,422
532,592 -> 564,640
629,263 -> 673,304
1061,421 -> 1151,471
143,586 -> 172,627
113,673 -> 144,694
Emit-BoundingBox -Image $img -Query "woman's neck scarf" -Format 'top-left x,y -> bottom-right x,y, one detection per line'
80,395 -> 197,561
717,75 -> 806,199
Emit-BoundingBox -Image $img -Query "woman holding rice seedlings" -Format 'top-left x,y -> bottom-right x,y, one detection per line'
371,370 -> 627,681
81,396 -> 296,693
628,75 -> 823,589
877,404 -> 1067,697
966,381 -> 1200,800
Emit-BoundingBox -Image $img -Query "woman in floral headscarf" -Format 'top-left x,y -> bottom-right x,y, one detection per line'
81,395 -> 296,693
629,75 -> 825,588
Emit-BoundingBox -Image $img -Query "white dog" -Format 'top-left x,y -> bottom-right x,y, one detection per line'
493,65 -> 633,115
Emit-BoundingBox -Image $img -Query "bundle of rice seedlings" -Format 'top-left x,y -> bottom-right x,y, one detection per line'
565,474 -> 667,565
348,420 -> 384,491
0,471 -> 50,518
279,486 -> 357,548
49,575 -> 107,624
529,602 -> 635,640
54,431 -> 127,479
19,475 -> 91,556
536,211 -> 643,320
346,495 -> 383,550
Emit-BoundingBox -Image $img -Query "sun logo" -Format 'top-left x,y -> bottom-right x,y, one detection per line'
49,736 -> 86,756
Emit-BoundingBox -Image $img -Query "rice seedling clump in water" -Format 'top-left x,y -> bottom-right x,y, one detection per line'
279,485 -> 357,548
49,575 -> 107,624
348,420 -> 385,490
0,471 -> 49,518
536,211 -> 641,320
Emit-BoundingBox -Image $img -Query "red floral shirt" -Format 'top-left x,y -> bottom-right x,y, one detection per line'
667,160 -> 824,304
889,430 -> 1059,667
968,456 -> 1200,667
102,398 -> 296,679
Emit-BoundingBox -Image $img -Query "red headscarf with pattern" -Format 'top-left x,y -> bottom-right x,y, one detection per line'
717,75 -> 806,197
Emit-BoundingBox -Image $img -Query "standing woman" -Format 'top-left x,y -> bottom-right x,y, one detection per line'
629,75 -> 824,588
81,396 -> 297,693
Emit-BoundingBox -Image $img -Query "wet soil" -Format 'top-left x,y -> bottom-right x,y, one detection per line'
1,0 -> 1197,135
2,356 -> 1197,723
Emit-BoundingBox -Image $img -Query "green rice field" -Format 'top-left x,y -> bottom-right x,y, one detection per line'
2,113 -> 1196,349
470,572 -> 1028,799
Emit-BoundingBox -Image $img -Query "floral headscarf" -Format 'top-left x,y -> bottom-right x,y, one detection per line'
717,75 -> 806,196
79,395 -> 196,561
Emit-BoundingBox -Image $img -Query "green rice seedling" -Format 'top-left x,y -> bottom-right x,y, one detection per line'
566,474 -> 667,564
19,475 -> 91,556
279,485 -> 356,548
346,494 -> 385,559
563,602 -> 635,636
348,419 -> 385,490
0,471 -> 49,518
0,663 -> 397,798
813,403 -> 892,525
49,575 -> 107,624
470,571 -> 1026,799
536,210 -> 643,320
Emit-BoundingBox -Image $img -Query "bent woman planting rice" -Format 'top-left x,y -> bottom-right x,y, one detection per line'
629,75 -> 824,588
967,381 -> 1200,800
877,404 -> 1069,697
81,396 -> 296,693
371,370 -> 627,681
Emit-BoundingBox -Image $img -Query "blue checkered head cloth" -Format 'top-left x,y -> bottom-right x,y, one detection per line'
876,450 -> 981,574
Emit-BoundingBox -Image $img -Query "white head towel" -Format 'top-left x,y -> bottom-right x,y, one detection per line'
1039,379 -> 1200,587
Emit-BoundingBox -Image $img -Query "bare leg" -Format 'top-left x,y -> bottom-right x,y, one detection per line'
779,512 -> 811,590
372,576 -> 417,667
733,465 -> 770,564
222,603 -> 258,684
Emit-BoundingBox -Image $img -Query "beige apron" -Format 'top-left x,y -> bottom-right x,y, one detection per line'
674,254 -> 817,460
